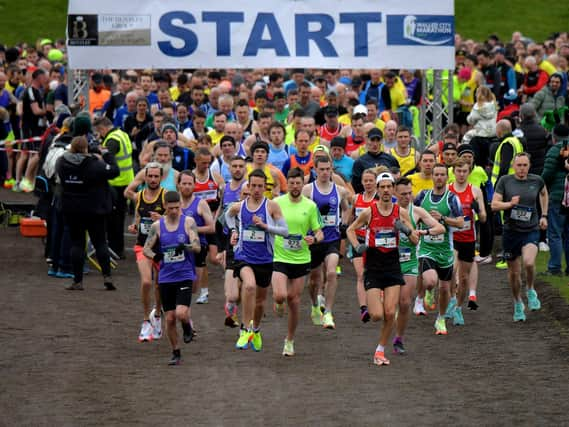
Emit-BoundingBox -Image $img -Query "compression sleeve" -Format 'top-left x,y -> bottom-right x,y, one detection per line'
266,217 -> 289,237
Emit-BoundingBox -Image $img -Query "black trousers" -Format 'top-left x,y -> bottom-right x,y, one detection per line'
107,185 -> 127,257
65,213 -> 111,284
478,184 -> 495,258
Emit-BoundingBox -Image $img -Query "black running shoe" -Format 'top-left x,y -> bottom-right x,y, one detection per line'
103,276 -> 116,291
393,338 -> 406,355
168,350 -> 181,366
360,307 -> 371,323
467,296 -> 478,310
182,322 -> 193,343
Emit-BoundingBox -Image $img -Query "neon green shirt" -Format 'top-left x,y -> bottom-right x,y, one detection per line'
448,165 -> 488,188
274,195 -> 322,264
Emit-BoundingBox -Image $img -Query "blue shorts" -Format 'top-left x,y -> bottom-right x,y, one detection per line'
502,229 -> 539,261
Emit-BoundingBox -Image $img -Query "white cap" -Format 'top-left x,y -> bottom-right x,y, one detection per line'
353,104 -> 368,115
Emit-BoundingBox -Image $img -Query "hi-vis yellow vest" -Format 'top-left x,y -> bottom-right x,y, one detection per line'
103,128 -> 134,187
491,136 -> 524,185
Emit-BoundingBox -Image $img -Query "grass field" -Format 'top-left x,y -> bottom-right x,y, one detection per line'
536,252 -> 569,303
0,0 -> 567,48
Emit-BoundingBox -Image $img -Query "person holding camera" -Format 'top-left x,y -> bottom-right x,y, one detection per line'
56,135 -> 120,290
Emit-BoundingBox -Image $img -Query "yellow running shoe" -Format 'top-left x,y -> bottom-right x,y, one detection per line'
311,306 -> 322,326
251,330 -> 262,352
322,312 -> 336,329
235,329 -> 252,350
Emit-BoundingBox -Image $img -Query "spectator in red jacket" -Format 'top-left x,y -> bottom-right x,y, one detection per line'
520,56 -> 549,98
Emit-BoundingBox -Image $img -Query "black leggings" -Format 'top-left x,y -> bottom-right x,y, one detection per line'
66,213 -> 111,284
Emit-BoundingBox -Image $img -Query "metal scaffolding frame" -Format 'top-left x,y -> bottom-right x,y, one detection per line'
419,69 -> 454,150
67,68 -> 90,113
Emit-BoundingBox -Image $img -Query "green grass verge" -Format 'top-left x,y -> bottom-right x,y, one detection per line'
536,252 -> 569,303
1,1 -> 568,48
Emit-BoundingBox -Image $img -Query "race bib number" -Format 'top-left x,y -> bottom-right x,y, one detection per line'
164,247 -> 184,263
399,247 -> 412,262
283,234 -> 302,250
195,189 -> 218,201
460,216 -> 471,231
243,228 -> 265,242
424,233 -> 444,243
375,230 -> 397,249
323,215 -> 337,226
355,207 -> 365,218
511,205 -> 532,222
139,217 -> 152,235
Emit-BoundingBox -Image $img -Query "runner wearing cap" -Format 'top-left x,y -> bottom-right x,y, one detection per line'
351,128 -> 399,193
319,106 -> 344,144
442,143 -> 458,167
347,172 -> 422,366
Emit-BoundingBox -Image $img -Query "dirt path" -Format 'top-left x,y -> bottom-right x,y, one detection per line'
1,196 -> 568,426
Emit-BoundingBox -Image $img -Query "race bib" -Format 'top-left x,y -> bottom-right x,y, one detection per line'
375,230 -> 397,249
323,215 -> 337,226
195,189 -> 218,201
460,216 -> 471,231
164,247 -> 185,263
355,207 -> 365,218
511,205 -> 532,222
283,234 -> 303,250
243,228 -> 265,242
399,247 -> 412,262
139,217 -> 153,235
424,233 -> 444,243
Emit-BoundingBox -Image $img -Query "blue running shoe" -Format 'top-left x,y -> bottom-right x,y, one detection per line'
513,302 -> 526,322
444,297 -> 457,319
56,270 -> 74,279
453,307 -> 465,326
527,289 -> 541,311
48,268 -> 57,277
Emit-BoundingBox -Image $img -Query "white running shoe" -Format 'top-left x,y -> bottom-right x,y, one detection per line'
149,308 -> 162,339
196,291 -> 209,304
138,320 -> 153,342
475,255 -> 493,265
538,242 -> 550,252
413,297 -> 427,316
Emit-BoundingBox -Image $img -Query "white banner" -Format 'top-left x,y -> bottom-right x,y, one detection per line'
67,0 -> 455,70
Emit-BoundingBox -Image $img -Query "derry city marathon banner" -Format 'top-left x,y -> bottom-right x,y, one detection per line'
67,0 -> 455,70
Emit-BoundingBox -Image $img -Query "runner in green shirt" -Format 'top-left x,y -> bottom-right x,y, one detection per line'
273,168 -> 323,357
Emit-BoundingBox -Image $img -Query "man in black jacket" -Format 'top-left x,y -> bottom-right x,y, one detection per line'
351,128 -> 400,193
56,136 -> 120,290
519,103 -> 549,175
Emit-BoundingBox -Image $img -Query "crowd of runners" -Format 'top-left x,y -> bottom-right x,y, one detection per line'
1,30 -> 569,365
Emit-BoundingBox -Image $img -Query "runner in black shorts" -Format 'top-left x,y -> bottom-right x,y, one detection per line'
347,172 -> 421,366
491,152 -> 548,322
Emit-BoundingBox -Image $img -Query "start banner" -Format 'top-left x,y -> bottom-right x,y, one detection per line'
67,0 -> 455,70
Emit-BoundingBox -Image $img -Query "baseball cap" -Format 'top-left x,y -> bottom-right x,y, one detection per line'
368,127 -> 383,140
312,144 -> 330,155
255,89 -> 268,100
325,106 -> 338,117
376,172 -> 394,184
353,104 -> 368,115
443,142 -> 457,152
339,76 -> 352,85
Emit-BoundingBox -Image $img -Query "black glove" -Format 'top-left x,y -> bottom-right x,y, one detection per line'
174,243 -> 186,256
153,252 -> 164,263
471,199 -> 480,213
340,223 -> 348,239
